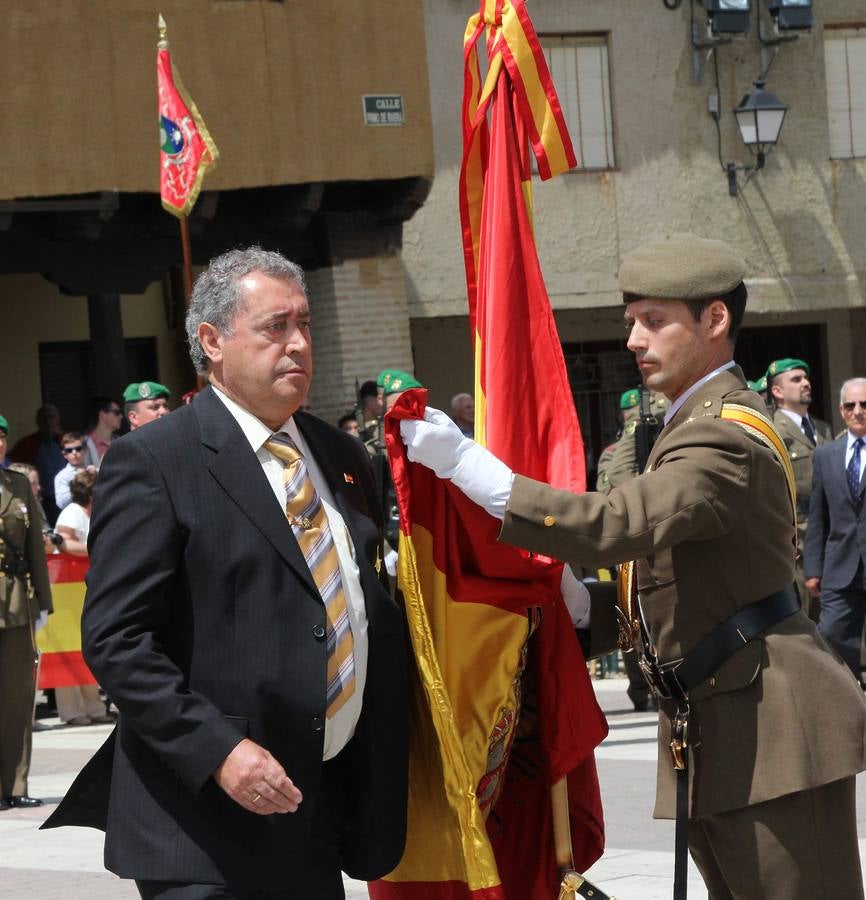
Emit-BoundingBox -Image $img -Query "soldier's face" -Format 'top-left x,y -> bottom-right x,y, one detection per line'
841,383 -> 866,438
772,369 -> 811,407
128,398 -> 170,429
0,430 -> 6,459
625,298 -> 727,402
201,272 -> 312,430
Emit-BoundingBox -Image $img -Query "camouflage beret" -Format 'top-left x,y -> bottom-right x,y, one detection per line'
0,414 -> 8,434
376,369 -> 422,396
123,381 -> 171,403
618,234 -> 747,302
766,358 -> 810,379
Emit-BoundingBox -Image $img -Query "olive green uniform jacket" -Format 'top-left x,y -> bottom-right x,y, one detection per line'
500,367 -> 866,820
1,468 -> 52,628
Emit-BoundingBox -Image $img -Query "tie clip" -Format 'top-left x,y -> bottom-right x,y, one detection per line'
290,515 -> 314,530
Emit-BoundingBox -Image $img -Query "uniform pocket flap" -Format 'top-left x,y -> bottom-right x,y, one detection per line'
689,638 -> 763,702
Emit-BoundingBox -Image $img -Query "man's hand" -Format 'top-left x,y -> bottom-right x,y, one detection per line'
213,738 -> 303,816
805,577 -> 821,599
400,407 -> 513,518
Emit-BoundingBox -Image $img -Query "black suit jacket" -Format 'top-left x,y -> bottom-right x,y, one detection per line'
804,434 -> 866,590
43,387 -> 408,889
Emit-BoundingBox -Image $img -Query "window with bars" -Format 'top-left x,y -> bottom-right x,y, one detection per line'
538,34 -> 616,171
823,28 -> 866,159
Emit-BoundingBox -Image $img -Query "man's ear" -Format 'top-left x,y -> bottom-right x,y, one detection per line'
198,322 -> 224,365
705,299 -> 730,341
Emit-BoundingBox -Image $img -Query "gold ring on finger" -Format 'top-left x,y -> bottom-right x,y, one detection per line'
251,792 -> 262,804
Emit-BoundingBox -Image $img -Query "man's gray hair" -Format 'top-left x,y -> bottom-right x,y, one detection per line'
185,246 -> 307,375
840,377 -> 866,404
451,392 -> 472,411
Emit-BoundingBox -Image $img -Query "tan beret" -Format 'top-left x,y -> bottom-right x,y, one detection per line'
618,233 -> 747,302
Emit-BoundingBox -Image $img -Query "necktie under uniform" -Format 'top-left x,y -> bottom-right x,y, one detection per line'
848,438 -> 864,504
801,416 -> 817,446
265,433 -> 355,718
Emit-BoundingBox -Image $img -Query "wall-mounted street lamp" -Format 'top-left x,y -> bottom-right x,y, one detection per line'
763,0 -> 814,32
703,0 -> 751,34
722,80 -> 789,195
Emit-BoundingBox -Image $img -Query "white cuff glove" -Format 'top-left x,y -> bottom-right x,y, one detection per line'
561,565 -> 591,629
400,407 -> 514,519
34,610 -> 50,633
384,548 -> 399,577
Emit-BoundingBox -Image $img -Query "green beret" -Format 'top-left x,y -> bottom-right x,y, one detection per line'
123,381 -> 170,403
618,233 -> 747,301
620,388 -> 640,410
0,414 -> 8,434
766,358 -> 810,379
376,369 -> 422,396
747,374 -> 768,393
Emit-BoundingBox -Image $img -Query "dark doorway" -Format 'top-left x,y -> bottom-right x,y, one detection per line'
39,337 -> 159,431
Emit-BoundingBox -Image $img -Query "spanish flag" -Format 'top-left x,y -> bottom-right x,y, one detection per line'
36,554 -> 96,689
369,3 -> 605,898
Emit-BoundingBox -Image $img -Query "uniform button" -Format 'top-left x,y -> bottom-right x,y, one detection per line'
543,515 -> 556,527
708,676 -> 716,688
311,716 -> 324,733
312,625 -> 326,640
703,400 -> 713,408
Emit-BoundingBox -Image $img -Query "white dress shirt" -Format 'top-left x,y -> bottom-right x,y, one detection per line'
845,431 -> 866,484
663,361 -> 737,426
213,387 -> 368,760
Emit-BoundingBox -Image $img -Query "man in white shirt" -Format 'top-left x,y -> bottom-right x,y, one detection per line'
43,247 -> 409,900
805,377 -> 866,682
53,433 -> 96,510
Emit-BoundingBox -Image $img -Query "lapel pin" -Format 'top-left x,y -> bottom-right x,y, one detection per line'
343,473 -> 355,484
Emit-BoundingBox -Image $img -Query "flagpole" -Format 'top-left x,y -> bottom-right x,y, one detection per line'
179,215 -> 194,301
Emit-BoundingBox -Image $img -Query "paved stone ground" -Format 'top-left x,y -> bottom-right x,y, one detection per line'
3,679 -> 865,899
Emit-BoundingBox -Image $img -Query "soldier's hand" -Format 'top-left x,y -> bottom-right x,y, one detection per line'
213,738 -> 303,815
805,577 -> 821,599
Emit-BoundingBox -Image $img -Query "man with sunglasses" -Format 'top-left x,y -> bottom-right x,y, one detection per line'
805,377 -> 866,683
54,433 -> 97,511
85,397 -> 123,467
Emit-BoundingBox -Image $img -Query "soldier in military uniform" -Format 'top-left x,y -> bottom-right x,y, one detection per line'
0,414 -> 53,810
597,388 -> 667,495
766,358 -> 832,620
400,235 -> 866,898
123,381 -> 171,431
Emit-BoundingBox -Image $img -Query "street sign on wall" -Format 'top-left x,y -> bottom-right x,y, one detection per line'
363,94 -> 405,126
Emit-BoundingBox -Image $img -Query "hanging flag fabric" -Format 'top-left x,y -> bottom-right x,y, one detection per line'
369,2 -> 605,898
36,554 -> 96,688
157,18 -> 219,218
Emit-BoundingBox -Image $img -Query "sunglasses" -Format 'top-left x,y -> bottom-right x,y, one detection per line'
62,445 -> 85,454
842,401 -> 866,412
107,407 -> 122,415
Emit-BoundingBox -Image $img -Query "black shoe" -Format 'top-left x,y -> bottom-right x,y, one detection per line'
0,797 -> 10,811
7,795 -> 43,808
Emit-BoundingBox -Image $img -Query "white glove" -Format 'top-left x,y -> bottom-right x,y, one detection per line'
560,566 -> 591,629
384,548 -> 398,577
34,610 -> 50,633
400,407 -> 514,519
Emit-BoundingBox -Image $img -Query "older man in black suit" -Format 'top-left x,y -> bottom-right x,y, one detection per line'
805,377 -> 866,683
44,248 -> 408,899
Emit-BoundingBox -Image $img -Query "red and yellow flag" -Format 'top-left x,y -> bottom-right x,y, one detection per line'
370,3 -> 604,898
157,16 -> 219,218
36,554 -> 96,689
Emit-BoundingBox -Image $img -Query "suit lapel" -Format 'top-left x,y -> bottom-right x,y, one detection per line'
194,388 -> 319,598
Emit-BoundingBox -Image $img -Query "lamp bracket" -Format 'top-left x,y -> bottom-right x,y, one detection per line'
757,17 -> 799,80
691,19 -> 731,83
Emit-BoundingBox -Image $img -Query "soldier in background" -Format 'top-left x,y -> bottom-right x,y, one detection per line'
123,381 -> 171,431
766,358 -> 832,619
357,380 -> 383,445
0,414 -> 53,810
597,388 -> 667,494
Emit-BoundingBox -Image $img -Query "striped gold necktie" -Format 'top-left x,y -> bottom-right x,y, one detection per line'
265,432 -> 355,718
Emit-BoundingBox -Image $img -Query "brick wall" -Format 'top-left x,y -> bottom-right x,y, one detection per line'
306,254 -> 415,426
